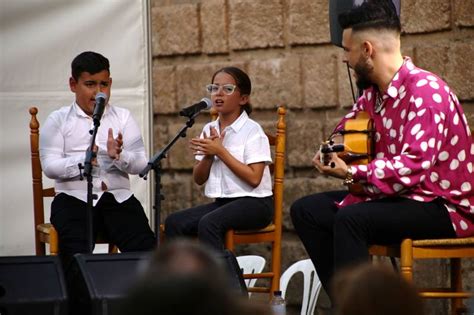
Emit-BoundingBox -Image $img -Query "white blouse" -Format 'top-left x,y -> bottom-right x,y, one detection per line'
197,111 -> 273,198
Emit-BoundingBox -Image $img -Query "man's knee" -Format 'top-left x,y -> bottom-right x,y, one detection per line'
334,206 -> 366,231
290,195 -> 315,224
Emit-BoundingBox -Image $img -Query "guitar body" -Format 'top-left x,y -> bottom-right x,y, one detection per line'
338,111 -> 374,165
323,111 -> 374,195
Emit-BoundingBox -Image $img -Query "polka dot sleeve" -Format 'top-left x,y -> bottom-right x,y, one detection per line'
353,106 -> 444,196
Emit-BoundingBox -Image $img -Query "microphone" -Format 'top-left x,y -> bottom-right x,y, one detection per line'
179,98 -> 212,117
93,92 -> 107,124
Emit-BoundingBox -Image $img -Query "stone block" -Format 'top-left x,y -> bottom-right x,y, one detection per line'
151,4 -> 200,56
167,121 -> 206,170
286,117 -> 322,168
454,0 -> 474,27
152,117 -> 170,168
401,45 -> 415,63
190,183 -> 212,205
288,0 -> 330,45
336,51 -> 355,108
446,42 -> 474,101
414,44 -> 449,80
413,40 -> 474,100
463,102 -> 474,126
153,64 -> 177,114
176,63 -> 216,109
463,259 -> 474,292
161,173 -> 193,219
303,49 -> 338,108
228,0 -> 284,50
414,259 -> 449,314
248,57 -> 302,109
401,0 -> 451,34
201,0 -> 229,54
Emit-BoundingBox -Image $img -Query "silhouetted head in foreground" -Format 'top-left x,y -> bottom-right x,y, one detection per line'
120,240 -> 270,315
332,263 -> 424,315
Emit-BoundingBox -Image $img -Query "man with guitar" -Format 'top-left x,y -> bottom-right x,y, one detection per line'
290,0 -> 474,303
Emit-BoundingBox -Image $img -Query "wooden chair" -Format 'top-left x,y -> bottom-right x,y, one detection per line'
30,107 -> 117,255
224,106 -> 286,296
369,238 -> 474,315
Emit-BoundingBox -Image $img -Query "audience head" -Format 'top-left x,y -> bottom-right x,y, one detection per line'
332,263 -> 424,315
120,240 -> 269,315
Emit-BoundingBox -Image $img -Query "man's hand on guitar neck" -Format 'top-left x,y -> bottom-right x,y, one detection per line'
313,151 -> 349,179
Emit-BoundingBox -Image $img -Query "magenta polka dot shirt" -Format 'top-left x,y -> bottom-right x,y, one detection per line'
336,58 -> 474,237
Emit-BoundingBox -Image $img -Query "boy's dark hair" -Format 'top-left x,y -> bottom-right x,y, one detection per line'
71,51 -> 110,81
338,0 -> 401,33
211,66 -> 253,115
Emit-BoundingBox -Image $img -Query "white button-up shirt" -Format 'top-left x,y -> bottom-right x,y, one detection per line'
197,111 -> 273,198
40,102 -> 147,205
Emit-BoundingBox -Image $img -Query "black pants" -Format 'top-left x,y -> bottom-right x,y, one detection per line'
51,192 -> 156,315
290,190 -> 456,299
51,192 -> 156,262
164,196 -> 273,250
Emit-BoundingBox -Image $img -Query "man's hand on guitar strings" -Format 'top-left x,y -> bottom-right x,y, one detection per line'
313,151 -> 349,179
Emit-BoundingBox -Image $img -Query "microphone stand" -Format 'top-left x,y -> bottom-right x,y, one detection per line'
78,119 -> 101,254
139,111 -> 202,246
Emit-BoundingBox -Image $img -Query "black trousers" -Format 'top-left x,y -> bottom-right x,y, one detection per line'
51,192 -> 156,262
51,192 -> 156,315
164,196 -> 273,250
290,190 -> 456,299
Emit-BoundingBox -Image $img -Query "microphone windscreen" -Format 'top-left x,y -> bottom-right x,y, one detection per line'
96,92 -> 107,102
201,97 -> 212,109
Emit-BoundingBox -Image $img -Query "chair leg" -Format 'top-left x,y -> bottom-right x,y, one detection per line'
108,244 -> 118,253
50,228 -> 59,256
450,258 -> 463,315
270,240 -> 281,295
400,239 -> 413,282
225,230 -> 235,252
36,238 -> 46,256
159,224 -> 166,245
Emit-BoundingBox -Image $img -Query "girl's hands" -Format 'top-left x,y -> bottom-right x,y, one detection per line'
190,126 -> 226,157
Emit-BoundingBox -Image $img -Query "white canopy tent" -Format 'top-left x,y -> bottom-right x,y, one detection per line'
0,0 -> 153,255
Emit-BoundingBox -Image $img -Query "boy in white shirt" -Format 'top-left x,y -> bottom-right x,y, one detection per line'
40,51 -> 155,264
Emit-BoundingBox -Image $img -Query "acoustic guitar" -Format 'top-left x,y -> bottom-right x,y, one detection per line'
320,111 -> 375,194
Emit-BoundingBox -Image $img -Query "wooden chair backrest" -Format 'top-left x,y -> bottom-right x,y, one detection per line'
30,107 -> 55,254
270,107 -> 286,234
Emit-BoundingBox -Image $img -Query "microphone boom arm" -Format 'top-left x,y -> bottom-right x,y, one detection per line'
139,109 -> 203,246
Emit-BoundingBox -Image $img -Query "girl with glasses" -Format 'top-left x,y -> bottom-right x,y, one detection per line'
164,66 -> 273,250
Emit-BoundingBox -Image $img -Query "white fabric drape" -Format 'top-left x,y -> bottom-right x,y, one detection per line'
0,0 -> 152,255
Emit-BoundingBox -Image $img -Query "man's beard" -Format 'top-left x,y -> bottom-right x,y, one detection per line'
354,55 -> 375,91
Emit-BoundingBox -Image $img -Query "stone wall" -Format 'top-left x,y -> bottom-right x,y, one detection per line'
150,0 -> 474,313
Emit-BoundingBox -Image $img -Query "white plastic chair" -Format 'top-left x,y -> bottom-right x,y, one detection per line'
236,255 -> 266,294
280,259 -> 322,315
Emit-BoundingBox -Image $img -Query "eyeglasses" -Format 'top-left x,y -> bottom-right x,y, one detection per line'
205,84 -> 237,95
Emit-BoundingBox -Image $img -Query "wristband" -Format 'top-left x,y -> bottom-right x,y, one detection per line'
343,166 -> 354,185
